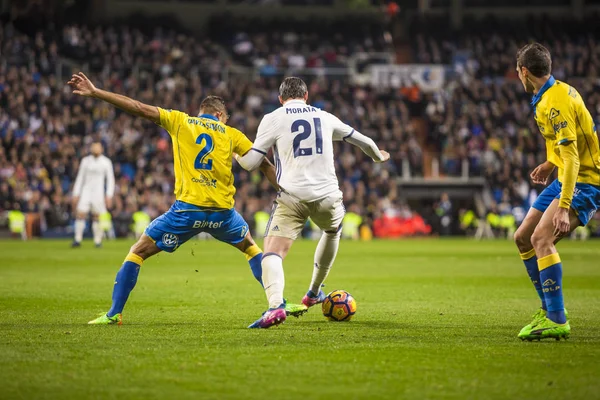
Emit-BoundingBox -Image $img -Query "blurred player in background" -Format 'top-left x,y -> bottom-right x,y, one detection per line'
236,77 -> 390,328
71,141 -> 115,248
513,43 -> 600,341
66,72 -> 307,325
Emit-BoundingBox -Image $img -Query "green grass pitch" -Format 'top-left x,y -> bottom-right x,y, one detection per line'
1,239 -> 600,399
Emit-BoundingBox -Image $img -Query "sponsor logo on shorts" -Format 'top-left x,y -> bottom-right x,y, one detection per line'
588,209 -> 597,221
192,220 -> 223,229
162,233 -> 179,247
240,225 -> 248,237
192,176 -> 217,188
272,225 -> 280,232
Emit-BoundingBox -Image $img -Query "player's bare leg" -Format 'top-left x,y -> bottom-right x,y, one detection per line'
519,199 -> 580,340
531,200 -> 580,258
73,211 -> 86,247
88,234 -> 161,325
248,236 -> 293,328
514,208 -> 543,254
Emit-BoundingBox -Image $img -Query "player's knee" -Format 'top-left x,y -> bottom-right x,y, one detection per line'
513,228 -> 529,248
530,229 -> 552,250
129,236 -> 158,260
263,237 -> 292,259
324,227 -> 342,239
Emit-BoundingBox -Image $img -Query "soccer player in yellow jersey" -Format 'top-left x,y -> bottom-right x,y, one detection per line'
66,72 -> 307,324
513,44 -> 600,340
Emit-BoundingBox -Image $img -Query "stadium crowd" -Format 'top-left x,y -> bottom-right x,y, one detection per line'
0,20 -> 409,238
414,14 -> 600,232
2,13 -> 600,238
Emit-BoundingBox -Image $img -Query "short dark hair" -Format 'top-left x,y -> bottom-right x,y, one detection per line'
200,95 -> 227,115
516,43 -> 552,77
279,77 -> 308,101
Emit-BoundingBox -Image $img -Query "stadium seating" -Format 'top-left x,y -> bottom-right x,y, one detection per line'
2,14 -> 599,237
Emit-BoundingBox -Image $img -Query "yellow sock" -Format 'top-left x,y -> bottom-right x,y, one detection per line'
244,244 -> 262,261
124,252 -> 144,266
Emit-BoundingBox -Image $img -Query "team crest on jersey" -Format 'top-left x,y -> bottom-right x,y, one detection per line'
162,233 -> 179,247
549,108 -> 560,120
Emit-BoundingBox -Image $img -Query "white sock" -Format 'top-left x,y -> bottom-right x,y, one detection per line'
75,219 -> 85,243
262,254 -> 285,309
92,221 -> 102,245
309,230 -> 341,294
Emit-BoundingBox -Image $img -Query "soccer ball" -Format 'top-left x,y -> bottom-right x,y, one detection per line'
322,290 -> 357,321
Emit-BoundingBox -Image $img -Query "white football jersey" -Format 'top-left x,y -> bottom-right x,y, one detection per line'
253,100 -> 354,202
72,155 -> 115,198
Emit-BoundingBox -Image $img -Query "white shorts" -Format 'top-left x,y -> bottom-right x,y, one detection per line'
77,194 -> 106,215
265,192 -> 345,240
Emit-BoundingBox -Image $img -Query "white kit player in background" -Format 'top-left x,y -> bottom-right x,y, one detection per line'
71,141 -> 115,248
237,77 -> 390,329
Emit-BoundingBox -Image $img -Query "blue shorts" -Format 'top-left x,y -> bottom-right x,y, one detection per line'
145,200 -> 249,252
532,179 -> 600,226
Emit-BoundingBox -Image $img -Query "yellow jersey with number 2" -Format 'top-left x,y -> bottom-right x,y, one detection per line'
157,108 -> 253,209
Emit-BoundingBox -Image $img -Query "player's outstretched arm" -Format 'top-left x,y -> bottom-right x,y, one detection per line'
330,114 -> 389,163
67,72 -> 160,124
343,131 -> 390,163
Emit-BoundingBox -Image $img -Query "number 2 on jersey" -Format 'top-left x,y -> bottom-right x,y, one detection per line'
292,118 -> 322,158
194,133 -> 214,170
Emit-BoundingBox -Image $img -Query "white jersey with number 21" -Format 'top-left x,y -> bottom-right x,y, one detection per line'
252,99 -> 354,202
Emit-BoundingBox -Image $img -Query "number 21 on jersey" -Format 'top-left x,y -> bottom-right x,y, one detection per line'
292,118 -> 322,158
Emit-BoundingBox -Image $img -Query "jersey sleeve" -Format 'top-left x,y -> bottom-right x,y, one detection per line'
252,113 -> 278,153
105,159 -> 115,198
72,157 -> 87,197
549,96 -> 577,145
157,107 -> 186,135
230,127 -> 253,156
328,113 -> 355,141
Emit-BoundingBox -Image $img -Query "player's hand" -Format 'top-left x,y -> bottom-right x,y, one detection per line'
67,72 -> 97,97
377,150 -> 390,163
553,207 -> 571,237
105,197 -> 113,210
530,161 -> 555,185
